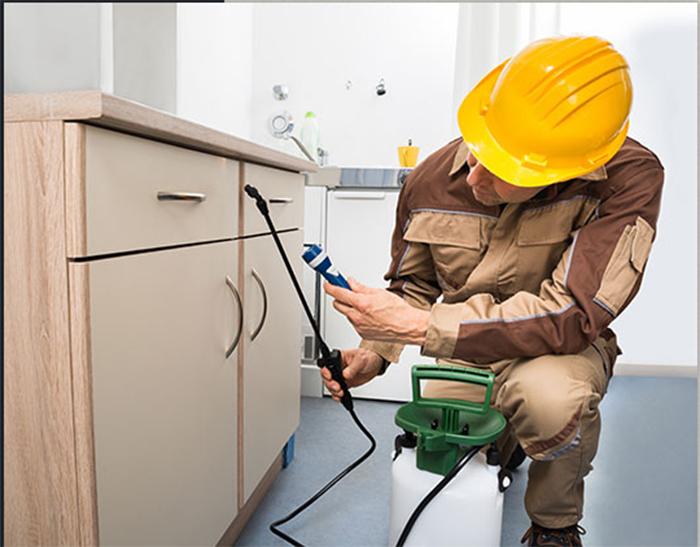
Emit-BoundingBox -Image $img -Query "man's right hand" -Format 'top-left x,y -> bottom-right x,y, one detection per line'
320,348 -> 386,402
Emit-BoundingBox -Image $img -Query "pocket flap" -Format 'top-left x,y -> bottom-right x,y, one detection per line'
631,216 -> 654,273
517,209 -> 573,245
517,198 -> 599,246
404,211 -> 484,249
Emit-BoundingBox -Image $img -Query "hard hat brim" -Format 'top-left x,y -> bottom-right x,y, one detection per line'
457,60 -> 629,188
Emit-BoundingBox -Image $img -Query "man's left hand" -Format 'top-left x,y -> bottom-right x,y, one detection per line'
324,278 -> 429,346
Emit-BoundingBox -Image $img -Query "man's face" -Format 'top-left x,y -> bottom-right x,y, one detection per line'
466,150 -> 545,205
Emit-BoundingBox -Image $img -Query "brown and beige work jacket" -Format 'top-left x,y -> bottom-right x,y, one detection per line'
362,137 -> 664,365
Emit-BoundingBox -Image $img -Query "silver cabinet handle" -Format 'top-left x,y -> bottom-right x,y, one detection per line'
225,276 -> 243,359
157,191 -> 207,202
250,269 -> 268,342
269,197 -> 294,204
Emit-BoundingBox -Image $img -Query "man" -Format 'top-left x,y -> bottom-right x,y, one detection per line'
321,35 -> 664,546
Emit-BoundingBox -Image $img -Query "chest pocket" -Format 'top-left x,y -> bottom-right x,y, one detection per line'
516,198 -> 599,294
404,211 -> 493,292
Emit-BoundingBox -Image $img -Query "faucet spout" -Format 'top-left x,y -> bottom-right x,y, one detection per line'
289,135 -> 317,164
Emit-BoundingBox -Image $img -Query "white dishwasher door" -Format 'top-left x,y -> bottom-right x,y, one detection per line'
324,189 -> 435,402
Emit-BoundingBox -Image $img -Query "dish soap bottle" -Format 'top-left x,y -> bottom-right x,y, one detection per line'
299,111 -> 320,163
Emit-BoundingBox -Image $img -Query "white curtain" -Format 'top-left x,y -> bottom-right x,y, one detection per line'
450,2 -> 561,136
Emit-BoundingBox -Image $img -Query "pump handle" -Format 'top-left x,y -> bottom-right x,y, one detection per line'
411,365 -> 494,416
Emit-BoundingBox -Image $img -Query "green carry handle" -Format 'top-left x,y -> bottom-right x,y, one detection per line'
395,364 -> 506,475
411,364 -> 494,416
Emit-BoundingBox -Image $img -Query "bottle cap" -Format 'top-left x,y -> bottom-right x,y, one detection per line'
305,111 -> 317,118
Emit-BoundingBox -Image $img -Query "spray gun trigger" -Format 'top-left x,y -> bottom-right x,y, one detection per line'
317,349 -> 354,411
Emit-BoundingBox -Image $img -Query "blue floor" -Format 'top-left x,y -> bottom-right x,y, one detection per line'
234,376 -> 697,546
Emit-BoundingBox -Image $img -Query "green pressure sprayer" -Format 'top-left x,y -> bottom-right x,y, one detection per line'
390,365 -> 512,546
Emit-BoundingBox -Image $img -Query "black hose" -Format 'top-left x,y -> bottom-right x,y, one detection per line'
269,408 -> 377,546
395,445 -> 481,547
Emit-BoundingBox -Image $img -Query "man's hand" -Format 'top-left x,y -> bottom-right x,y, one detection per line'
320,348 -> 385,401
324,278 -> 429,346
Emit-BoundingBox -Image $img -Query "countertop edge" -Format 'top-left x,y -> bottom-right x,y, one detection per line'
4,91 -> 318,174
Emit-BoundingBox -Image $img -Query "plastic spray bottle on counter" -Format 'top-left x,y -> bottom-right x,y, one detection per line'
299,111 -> 320,163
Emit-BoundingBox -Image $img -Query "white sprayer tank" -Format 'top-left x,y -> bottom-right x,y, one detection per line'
389,447 -> 504,547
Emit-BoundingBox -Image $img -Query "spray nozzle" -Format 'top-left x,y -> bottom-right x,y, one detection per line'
244,184 -> 269,215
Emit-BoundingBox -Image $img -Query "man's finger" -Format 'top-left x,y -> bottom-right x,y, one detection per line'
324,282 -> 360,306
347,277 -> 375,293
351,278 -> 385,295
332,300 -> 355,317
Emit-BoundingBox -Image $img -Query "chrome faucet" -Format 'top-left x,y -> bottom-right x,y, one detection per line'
317,147 -> 329,167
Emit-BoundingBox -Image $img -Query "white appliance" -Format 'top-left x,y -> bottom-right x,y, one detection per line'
321,188 -> 435,402
300,185 -> 327,397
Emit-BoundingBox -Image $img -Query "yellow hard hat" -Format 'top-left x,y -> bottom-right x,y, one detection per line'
458,35 -> 633,187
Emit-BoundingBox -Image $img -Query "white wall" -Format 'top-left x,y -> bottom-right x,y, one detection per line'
4,3 -> 103,93
113,3 -> 177,113
176,3 -> 253,138
250,3 -> 459,167
4,3 -> 178,113
559,2 -> 698,368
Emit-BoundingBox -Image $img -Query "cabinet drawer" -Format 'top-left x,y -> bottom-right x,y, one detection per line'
243,163 -> 304,236
67,124 -> 239,257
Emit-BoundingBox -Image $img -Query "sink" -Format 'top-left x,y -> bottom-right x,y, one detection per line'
307,167 -> 413,188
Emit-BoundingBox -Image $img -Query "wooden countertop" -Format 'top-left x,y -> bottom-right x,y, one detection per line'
4,91 -> 318,173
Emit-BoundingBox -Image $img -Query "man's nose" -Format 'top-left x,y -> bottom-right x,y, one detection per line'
466,163 -> 490,188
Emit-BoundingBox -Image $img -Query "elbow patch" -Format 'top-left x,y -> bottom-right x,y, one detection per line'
594,216 -> 654,316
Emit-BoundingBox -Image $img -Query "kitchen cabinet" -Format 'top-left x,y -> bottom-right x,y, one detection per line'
4,91 -> 315,547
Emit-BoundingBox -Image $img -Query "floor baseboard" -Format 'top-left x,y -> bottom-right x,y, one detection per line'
301,363 -> 323,397
614,363 -> 697,378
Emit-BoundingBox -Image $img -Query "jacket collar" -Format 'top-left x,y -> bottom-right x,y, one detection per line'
449,141 -> 470,176
448,140 -> 609,181
577,165 -> 608,181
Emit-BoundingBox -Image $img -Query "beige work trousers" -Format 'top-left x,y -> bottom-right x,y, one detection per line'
423,334 -> 619,529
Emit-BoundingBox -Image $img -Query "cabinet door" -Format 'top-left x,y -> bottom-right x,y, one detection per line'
242,232 -> 302,503
73,241 -> 240,546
